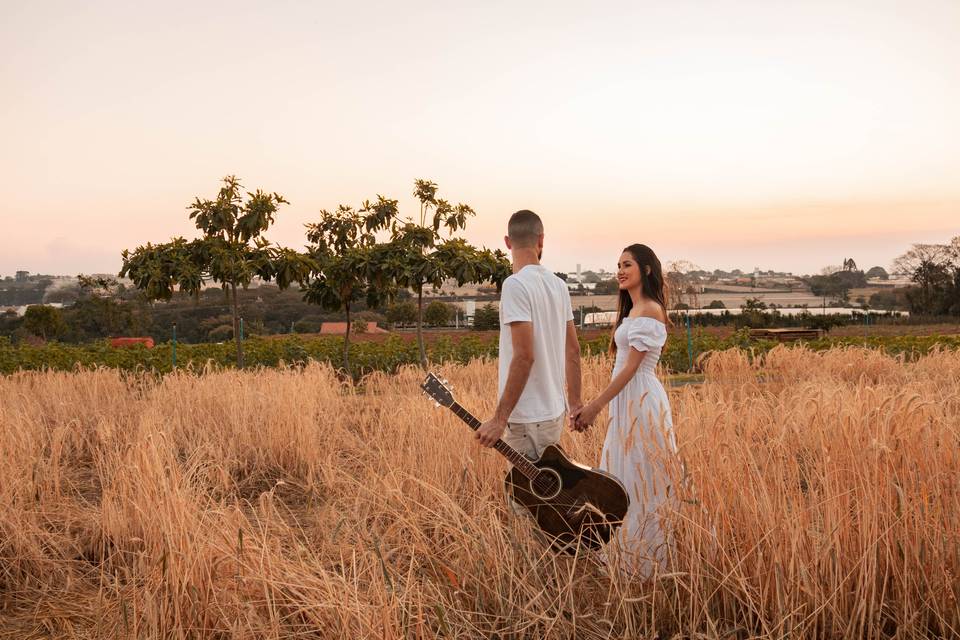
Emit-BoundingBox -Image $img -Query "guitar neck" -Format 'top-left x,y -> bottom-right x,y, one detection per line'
448,402 -> 540,479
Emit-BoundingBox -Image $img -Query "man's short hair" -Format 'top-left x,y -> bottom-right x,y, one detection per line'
507,210 -> 544,248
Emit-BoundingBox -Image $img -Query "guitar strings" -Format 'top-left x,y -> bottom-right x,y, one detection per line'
425,382 -> 610,524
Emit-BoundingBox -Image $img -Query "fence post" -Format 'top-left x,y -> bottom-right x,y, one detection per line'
686,313 -> 694,372
172,322 -> 177,370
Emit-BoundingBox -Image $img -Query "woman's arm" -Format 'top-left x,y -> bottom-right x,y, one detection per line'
573,347 -> 647,428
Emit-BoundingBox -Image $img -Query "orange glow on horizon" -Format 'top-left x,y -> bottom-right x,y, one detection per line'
2,1 -> 958,275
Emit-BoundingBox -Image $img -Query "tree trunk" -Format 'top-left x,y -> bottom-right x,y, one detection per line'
343,304 -> 351,373
231,282 -> 244,368
416,288 -> 427,369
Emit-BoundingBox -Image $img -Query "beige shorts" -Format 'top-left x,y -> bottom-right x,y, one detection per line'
502,413 -> 565,461
502,413 -> 566,521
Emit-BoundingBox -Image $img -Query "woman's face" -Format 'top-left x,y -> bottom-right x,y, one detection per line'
617,251 -> 642,291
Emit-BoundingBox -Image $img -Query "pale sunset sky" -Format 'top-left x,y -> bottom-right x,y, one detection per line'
2,0 -> 959,277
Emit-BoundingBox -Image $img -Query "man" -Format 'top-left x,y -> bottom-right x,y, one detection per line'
476,210 -> 583,463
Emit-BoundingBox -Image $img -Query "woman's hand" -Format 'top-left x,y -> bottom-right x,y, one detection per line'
572,401 -> 601,431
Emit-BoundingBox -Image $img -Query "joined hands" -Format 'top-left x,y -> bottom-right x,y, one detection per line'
569,401 -> 600,432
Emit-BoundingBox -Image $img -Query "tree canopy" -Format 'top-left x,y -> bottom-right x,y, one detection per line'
120,176 -> 307,367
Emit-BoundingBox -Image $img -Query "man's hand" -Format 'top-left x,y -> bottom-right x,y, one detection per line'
572,401 -> 601,431
476,417 -> 508,447
568,401 -> 584,432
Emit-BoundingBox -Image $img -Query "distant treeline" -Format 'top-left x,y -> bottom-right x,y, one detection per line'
0,284 -> 388,344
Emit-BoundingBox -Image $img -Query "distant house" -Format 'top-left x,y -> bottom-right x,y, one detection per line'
319,322 -> 388,335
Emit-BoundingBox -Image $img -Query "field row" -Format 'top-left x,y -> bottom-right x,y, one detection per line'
3,330 -> 960,376
1,347 -> 957,637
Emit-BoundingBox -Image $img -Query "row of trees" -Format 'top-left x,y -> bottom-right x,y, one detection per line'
119,176 -> 510,370
1,276 -> 142,343
386,300 -> 465,328
892,238 -> 960,316
5,290 -> 479,346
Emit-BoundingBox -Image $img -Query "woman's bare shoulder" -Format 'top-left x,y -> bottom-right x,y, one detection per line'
628,299 -> 667,322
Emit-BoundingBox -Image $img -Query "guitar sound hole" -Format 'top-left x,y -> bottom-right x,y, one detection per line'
530,468 -> 562,500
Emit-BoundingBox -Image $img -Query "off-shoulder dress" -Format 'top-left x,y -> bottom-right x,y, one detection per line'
600,316 -> 678,575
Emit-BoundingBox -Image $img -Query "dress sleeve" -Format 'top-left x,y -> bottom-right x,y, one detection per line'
627,318 -> 667,352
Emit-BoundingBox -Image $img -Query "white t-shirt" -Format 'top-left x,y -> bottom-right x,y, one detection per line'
498,264 -> 574,423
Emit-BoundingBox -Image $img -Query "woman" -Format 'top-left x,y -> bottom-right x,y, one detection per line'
571,244 -> 678,576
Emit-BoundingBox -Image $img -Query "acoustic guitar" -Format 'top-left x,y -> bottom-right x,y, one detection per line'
421,372 -> 630,553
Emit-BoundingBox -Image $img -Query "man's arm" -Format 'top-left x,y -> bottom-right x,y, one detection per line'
564,320 -> 583,428
476,321 -> 534,447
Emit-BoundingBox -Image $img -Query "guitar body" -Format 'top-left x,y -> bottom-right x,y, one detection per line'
505,444 -> 630,553
420,372 -> 631,554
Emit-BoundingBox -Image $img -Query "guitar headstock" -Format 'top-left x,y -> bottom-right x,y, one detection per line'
421,372 -> 455,408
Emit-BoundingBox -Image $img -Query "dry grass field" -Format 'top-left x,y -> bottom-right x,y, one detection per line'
1,347 -> 958,639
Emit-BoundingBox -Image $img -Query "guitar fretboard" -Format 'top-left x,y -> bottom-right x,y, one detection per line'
449,402 -> 539,479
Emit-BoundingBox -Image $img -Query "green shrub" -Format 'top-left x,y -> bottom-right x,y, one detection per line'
208,324 -> 234,342
2,331 -> 959,378
385,302 -> 417,328
424,301 -> 452,327
472,304 -> 499,330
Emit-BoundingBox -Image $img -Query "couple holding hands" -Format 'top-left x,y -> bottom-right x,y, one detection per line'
475,209 -> 677,573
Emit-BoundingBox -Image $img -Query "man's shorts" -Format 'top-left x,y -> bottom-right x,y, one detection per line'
502,413 -> 565,460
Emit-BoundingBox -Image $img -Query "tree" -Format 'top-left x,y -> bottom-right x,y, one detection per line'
892,239 -> 960,315
472,303 -> 499,330
806,275 -> 850,303
0,309 -> 21,338
572,305 -> 602,326
865,266 -> 889,280
60,274 -> 140,341
424,301 -> 452,327
302,197 -> 399,372
868,289 -> 905,310
739,297 -> 775,328
208,324 -> 234,342
23,305 -> 65,340
120,176 -> 309,367
386,179 -> 510,367
666,260 -> 702,309
43,283 -> 81,305
705,299 -> 726,309
594,278 -> 620,295
293,317 -> 323,334
892,244 -> 956,277
386,301 -> 418,328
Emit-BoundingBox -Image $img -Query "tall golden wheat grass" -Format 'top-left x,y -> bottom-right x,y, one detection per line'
0,346 -> 957,638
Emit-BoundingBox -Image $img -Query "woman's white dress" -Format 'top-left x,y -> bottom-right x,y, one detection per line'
600,316 -> 677,575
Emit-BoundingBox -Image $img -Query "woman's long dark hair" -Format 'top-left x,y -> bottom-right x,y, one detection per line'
609,244 -> 670,355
